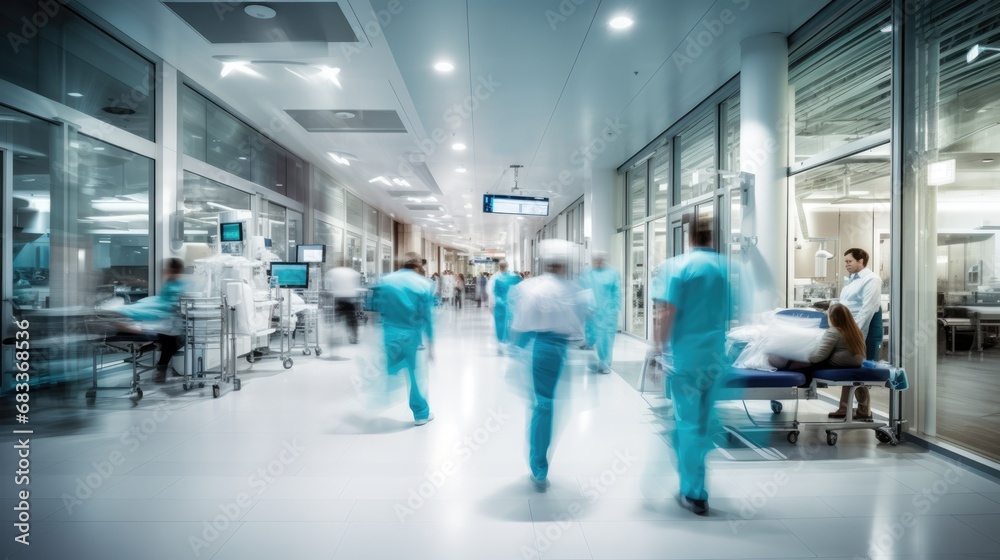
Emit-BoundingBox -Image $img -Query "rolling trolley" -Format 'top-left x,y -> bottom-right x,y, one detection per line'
180,296 -> 233,398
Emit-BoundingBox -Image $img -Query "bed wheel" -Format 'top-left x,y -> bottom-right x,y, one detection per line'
212,384 -> 220,398
283,358 -> 293,369
303,348 -> 311,356
875,427 -> 897,445
771,401 -> 783,414
86,389 -> 96,406
787,431 -> 799,444
234,378 -> 242,391
315,348 -> 322,357
246,353 -> 255,363
826,431 -> 838,446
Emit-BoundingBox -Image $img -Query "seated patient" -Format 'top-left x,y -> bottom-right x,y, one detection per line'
769,304 -> 869,418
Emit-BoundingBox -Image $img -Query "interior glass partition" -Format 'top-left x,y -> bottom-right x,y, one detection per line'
908,0 -> 1000,461
627,227 -> 646,336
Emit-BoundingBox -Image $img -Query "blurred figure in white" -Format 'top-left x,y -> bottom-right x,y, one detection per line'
326,260 -> 362,344
476,271 -> 488,307
581,251 -> 621,374
441,270 -> 455,307
370,252 -> 436,426
510,240 -> 591,491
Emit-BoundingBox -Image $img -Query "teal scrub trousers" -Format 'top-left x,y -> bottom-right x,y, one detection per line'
529,332 -> 568,481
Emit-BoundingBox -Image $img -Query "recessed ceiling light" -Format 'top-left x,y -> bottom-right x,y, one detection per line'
93,146 -> 105,151
434,61 -> 454,72
452,143 -> 466,151
334,111 -> 355,119
456,167 -> 466,173
984,158 -> 995,163
609,16 -> 633,29
244,4 -> 277,19
463,203 -> 472,208
67,92 -> 83,98
238,156 -> 247,160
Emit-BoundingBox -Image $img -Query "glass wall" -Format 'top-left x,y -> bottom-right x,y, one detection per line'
627,227 -> 646,336
178,172 -> 251,249
650,149 -> 670,217
907,0 -> 1000,461
628,161 -> 647,224
789,0 -> 891,163
676,114 -> 716,204
0,1 -> 154,140
181,85 -> 307,197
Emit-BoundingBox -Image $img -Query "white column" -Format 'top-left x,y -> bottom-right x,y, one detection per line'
740,33 -> 790,313
584,161 -> 616,255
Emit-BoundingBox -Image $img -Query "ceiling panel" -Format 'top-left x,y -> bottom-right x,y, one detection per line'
163,1 -> 358,44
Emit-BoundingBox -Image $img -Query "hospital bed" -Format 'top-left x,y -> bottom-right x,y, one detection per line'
717,309 -> 908,447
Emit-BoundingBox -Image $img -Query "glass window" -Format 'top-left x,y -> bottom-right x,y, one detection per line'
381,212 -> 393,241
287,209 -> 303,261
346,191 -> 363,229
627,227 -> 646,336
181,86 -> 208,161
262,201 -> 288,261
382,244 -> 392,276
346,233 -> 362,275
789,0 -> 891,162
366,204 -> 378,236
908,0 -> 1000,461
178,172 -> 251,246
315,219 -> 344,270
628,161 -> 648,224
365,241 -> 377,282
0,4 -> 155,140
206,104 -> 251,180
650,148 -> 671,216
676,114 -> 716,204
720,93 -> 740,175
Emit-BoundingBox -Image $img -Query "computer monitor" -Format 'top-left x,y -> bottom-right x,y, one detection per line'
296,244 -> 326,263
268,262 -> 309,289
219,222 -> 244,242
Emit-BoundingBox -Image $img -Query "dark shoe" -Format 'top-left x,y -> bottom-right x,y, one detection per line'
529,474 -> 549,493
828,409 -> 847,419
678,494 -> 708,516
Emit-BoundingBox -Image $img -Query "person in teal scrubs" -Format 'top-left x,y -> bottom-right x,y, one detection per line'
491,260 -> 522,352
371,252 -> 436,426
653,220 -> 729,515
581,252 -> 621,374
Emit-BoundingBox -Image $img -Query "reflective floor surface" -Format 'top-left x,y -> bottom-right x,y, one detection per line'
2,305 -> 1000,559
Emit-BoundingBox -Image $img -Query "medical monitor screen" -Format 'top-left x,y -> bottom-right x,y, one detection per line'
269,262 -> 309,289
482,194 -> 549,216
296,244 -> 326,263
219,222 -> 244,242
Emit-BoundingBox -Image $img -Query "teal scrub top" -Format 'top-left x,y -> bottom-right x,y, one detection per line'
583,266 -> 621,328
372,269 -> 435,343
663,248 -> 729,372
492,271 -> 521,308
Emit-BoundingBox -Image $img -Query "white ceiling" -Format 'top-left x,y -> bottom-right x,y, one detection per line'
75,0 -> 830,254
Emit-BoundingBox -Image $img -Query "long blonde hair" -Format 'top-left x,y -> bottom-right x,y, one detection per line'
827,303 -> 866,357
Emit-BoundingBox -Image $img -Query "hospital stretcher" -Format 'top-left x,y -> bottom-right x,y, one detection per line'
717,362 -> 908,447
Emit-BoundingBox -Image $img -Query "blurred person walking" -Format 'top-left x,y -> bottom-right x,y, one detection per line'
371,253 -> 436,426
652,219 -> 729,515
509,240 -> 591,491
490,261 -> 522,353
581,252 -> 621,374
325,260 -> 362,344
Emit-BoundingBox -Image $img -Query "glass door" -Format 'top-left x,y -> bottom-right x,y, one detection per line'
627,227 -> 646,336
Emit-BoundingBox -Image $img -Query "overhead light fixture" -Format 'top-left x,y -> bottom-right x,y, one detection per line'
93,146 -> 105,151
244,4 -> 277,19
369,176 -> 392,186
220,60 -> 258,78
609,16 -> 633,29
207,202 -> 238,212
983,158 -> 995,163
67,92 -> 83,98
452,143 -> 466,151
434,61 -> 454,72
329,153 -> 350,166
880,24 -> 892,33
967,44 -> 1000,63
334,111 -> 355,119
456,166 -> 467,173
391,178 -> 410,187
463,203 -> 472,208
315,65 -> 342,87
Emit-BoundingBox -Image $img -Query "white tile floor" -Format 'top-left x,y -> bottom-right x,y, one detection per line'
4,305 -> 1000,559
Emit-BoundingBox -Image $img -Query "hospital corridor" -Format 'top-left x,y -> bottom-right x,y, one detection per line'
3,307 -> 1000,560
4,0 -> 1000,558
